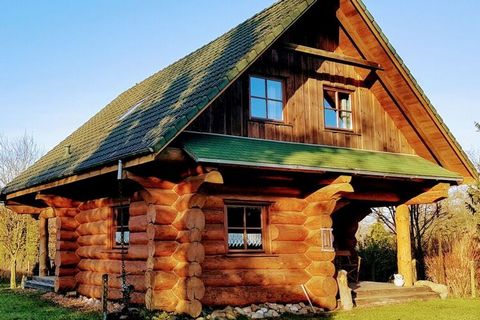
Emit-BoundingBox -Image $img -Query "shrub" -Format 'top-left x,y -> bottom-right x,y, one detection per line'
425,202 -> 480,298
357,221 -> 397,282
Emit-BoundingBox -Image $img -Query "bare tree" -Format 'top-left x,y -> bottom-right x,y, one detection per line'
0,133 -> 40,187
372,203 -> 446,279
0,133 -> 41,288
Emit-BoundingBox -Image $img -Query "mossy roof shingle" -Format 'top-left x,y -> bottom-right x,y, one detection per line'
2,0 -> 316,195
181,132 -> 462,182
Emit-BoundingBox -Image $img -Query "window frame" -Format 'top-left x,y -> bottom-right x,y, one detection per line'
323,86 -> 354,131
320,227 -> 335,252
112,204 -> 131,249
249,75 -> 286,123
224,201 -> 270,254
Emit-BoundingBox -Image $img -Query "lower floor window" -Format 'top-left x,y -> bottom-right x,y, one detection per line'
226,205 -> 264,252
114,205 -> 130,247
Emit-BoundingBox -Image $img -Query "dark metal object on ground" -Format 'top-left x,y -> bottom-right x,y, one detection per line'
102,274 -> 108,320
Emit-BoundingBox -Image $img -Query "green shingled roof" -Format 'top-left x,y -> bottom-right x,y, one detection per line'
2,0 -> 317,195
181,132 -> 463,182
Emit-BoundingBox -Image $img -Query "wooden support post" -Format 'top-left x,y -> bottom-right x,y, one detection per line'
395,205 -> 413,287
412,259 -> 417,283
470,260 -> 477,298
39,216 -> 49,277
336,270 -> 353,310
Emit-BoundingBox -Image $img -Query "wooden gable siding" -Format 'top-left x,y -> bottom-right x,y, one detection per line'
336,0 -> 474,178
188,1 -> 414,154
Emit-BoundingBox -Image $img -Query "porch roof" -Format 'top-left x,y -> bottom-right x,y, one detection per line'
181,132 -> 463,183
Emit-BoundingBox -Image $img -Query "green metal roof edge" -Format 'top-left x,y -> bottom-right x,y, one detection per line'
181,132 -> 463,183
355,0 -> 477,179
148,0 -> 318,156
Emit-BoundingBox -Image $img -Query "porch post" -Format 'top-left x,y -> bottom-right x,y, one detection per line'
39,216 -> 49,276
395,204 -> 413,287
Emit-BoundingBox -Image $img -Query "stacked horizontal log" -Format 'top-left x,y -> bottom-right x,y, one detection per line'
34,195 -> 80,292
202,196 -> 314,306
142,172 -> 222,318
201,177 -> 353,311
75,198 -> 148,303
302,179 -> 354,310
54,207 -> 80,292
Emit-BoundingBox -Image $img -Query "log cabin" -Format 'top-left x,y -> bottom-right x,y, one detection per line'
1,0 -> 477,316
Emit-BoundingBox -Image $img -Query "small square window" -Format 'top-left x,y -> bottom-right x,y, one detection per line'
226,205 -> 265,252
250,76 -> 284,122
323,88 -> 353,130
320,228 -> 334,252
114,205 -> 130,247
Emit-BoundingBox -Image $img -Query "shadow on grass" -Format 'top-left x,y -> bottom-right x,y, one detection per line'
0,285 -> 100,320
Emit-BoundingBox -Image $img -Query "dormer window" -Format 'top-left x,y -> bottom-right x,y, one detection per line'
249,76 -> 284,121
324,88 -> 353,130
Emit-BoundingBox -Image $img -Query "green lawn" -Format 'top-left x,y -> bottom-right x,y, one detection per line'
0,284 -> 479,320
325,299 -> 480,320
0,285 -> 100,320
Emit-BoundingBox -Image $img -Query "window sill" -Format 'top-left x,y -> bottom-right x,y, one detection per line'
325,128 -> 360,136
249,119 -> 293,127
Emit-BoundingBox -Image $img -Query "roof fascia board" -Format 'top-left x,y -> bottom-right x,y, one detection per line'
5,153 -> 156,200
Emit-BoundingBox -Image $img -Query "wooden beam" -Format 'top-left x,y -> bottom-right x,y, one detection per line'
405,183 -> 450,205
36,194 -> 80,208
39,216 -> 49,276
5,148 -> 188,201
318,175 -> 352,186
125,171 -> 177,189
5,153 -> 157,200
342,192 -> 401,203
305,175 -> 353,202
283,42 -> 383,70
5,204 -> 42,215
40,207 -> 56,219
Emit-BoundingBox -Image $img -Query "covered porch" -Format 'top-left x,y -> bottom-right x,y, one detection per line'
6,203 -> 59,291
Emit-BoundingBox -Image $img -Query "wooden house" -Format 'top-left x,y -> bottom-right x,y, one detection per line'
1,0 -> 477,316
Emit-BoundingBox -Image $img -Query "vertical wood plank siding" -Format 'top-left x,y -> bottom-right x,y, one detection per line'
188,3 -> 414,155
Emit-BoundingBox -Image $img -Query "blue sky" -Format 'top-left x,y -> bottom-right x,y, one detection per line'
1,0 -> 479,154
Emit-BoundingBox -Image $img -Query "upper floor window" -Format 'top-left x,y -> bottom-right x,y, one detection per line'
249,76 -> 284,121
114,205 -> 130,247
324,88 -> 352,130
226,204 -> 265,252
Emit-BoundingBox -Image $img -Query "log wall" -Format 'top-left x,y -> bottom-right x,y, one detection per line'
201,192 -> 342,310
74,198 -> 148,305
43,171 -> 347,313
141,173 -> 222,318
54,207 -> 80,292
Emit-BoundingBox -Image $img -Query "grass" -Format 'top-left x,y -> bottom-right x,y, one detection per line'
317,298 -> 480,320
0,284 -> 100,320
0,283 -> 478,320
